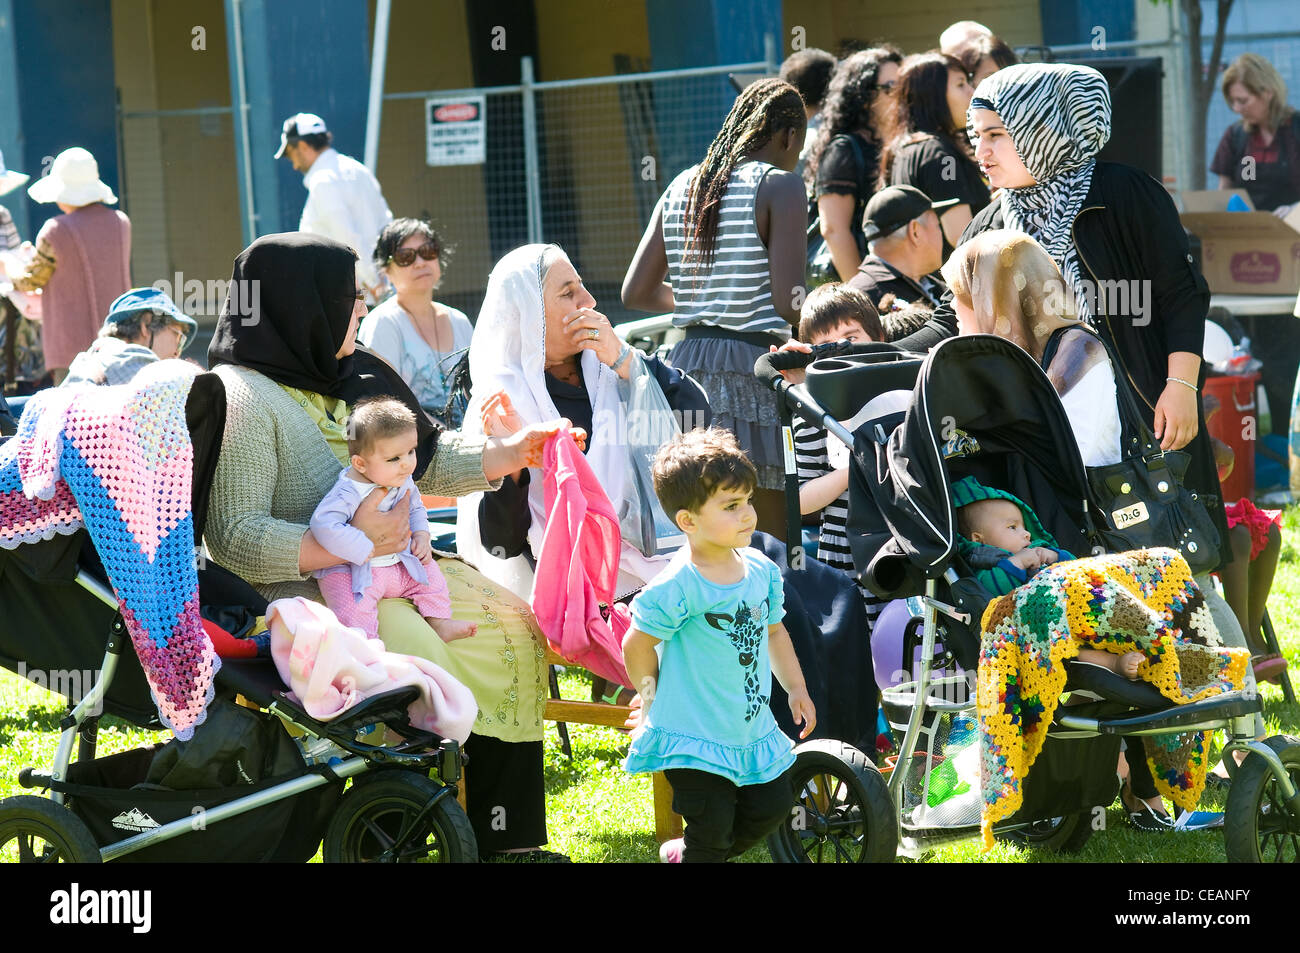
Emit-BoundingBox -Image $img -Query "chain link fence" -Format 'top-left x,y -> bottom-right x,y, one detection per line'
1043,27 -> 1300,195
378,58 -> 771,324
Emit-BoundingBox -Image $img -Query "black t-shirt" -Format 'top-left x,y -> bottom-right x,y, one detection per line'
889,134 -> 990,216
814,133 -> 880,250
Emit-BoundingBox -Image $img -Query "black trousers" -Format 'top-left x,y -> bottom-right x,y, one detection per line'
463,735 -> 547,853
664,768 -> 792,863
1125,737 -> 1159,800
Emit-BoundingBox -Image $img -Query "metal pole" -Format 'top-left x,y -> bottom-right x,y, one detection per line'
363,0 -> 391,173
231,0 -> 257,243
764,31 -> 777,72
521,55 -> 543,244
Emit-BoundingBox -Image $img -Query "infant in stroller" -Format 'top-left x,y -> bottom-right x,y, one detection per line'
952,475 -> 1146,680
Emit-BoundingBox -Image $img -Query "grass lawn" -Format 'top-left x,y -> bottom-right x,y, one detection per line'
2,510 -> 1298,864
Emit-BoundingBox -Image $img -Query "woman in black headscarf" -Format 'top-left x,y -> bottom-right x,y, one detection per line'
204,232 -> 575,861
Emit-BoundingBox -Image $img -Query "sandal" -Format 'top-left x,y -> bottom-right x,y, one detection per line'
1251,654 -> 1288,685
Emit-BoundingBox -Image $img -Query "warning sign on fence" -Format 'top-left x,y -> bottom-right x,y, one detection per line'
425,95 -> 486,166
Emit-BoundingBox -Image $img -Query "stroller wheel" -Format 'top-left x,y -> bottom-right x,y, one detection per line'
323,772 -> 477,863
1224,735 -> 1300,863
995,812 -> 1094,854
0,796 -> 101,863
767,740 -> 895,863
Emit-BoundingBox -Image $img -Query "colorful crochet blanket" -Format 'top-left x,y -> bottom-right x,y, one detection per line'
977,547 -> 1249,848
0,362 -> 219,739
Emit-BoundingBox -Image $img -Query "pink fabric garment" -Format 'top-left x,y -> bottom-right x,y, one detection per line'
318,561 -> 453,640
531,428 -> 631,688
267,597 -> 476,743
37,204 -> 131,369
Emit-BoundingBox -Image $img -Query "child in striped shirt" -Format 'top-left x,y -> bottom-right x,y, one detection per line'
790,284 -> 884,604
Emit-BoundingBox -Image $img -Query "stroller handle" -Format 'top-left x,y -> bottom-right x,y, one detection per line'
753,340 -> 892,390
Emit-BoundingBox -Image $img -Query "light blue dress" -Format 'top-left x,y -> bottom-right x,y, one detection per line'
625,547 -> 795,785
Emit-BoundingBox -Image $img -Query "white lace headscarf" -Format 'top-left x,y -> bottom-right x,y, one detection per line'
457,244 -> 662,599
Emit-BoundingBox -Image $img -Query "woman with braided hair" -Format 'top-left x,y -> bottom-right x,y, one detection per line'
804,46 -> 904,281
623,77 -> 807,534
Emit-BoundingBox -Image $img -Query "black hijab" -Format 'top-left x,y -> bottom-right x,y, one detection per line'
209,232 -> 441,471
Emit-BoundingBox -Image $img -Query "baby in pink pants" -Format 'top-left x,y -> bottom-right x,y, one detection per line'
311,397 -> 476,643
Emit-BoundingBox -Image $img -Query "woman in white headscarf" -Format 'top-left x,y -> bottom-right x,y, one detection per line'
457,244 -> 710,604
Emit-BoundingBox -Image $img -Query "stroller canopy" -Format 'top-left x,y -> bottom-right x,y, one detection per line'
851,335 -> 1095,587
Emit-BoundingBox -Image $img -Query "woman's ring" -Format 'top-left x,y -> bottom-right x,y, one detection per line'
586,328 -> 600,341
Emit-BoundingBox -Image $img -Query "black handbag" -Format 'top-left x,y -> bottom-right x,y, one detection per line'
1075,332 -> 1221,574
806,134 -> 868,289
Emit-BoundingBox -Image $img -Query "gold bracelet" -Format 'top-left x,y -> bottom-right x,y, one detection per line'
1166,376 -> 1198,392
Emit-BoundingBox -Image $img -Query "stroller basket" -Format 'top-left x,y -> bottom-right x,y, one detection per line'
60,744 -> 342,863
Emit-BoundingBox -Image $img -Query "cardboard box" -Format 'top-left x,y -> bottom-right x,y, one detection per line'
1180,190 -> 1300,295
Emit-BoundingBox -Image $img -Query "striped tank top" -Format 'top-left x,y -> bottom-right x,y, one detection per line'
661,160 -> 788,338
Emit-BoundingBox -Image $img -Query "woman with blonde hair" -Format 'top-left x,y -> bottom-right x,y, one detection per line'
1211,52 -> 1300,213
941,228 -> 1121,467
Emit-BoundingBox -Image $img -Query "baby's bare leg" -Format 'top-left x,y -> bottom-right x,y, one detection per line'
426,617 -> 477,642
1078,648 -> 1145,679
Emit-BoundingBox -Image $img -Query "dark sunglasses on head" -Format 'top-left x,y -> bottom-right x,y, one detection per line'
387,242 -> 440,267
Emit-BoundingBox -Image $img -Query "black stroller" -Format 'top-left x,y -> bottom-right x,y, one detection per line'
0,375 -> 475,863
755,335 -> 1300,863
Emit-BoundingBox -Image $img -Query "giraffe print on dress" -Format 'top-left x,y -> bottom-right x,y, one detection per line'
704,598 -> 769,721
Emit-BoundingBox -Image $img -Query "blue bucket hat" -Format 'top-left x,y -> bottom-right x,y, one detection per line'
104,287 -> 198,336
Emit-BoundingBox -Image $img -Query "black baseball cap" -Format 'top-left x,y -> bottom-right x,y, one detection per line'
861,186 -> 959,243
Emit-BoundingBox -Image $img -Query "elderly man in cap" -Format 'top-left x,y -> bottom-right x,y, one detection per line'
62,287 -> 198,387
847,185 -> 954,315
276,112 -> 392,303
11,147 -> 131,384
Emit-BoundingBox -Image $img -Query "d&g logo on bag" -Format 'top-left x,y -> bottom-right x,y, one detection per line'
1112,502 -> 1149,529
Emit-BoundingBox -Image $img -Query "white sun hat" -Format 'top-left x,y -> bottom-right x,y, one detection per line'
0,149 -> 29,196
27,147 -> 118,206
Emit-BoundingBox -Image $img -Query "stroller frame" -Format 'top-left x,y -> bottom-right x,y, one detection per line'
756,338 -> 1300,863
9,566 -> 468,863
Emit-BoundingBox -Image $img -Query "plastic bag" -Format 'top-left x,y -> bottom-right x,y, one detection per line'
620,354 -> 685,557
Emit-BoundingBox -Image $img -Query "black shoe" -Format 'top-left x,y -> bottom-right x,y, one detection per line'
1121,785 -> 1173,831
480,849 -> 573,863
1126,803 -> 1175,832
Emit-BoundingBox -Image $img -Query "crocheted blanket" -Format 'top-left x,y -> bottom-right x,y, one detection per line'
977,547 -> 1249,848
0,362 -> 219,739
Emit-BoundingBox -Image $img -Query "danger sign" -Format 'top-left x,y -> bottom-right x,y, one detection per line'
426,95 -> 486,166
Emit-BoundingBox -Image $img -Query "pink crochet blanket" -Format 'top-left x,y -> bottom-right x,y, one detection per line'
0,363 -> 219,739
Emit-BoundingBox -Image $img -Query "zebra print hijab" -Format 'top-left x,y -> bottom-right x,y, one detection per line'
968,64 -> 1112,322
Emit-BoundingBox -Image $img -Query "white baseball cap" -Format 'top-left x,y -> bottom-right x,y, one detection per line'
27,147 -> 117,206
275,112 -> 329,158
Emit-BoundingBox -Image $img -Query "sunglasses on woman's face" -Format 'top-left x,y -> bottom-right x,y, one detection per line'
387,242 -> 440,267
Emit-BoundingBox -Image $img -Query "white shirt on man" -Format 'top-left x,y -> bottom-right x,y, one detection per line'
299,148 -> 393,293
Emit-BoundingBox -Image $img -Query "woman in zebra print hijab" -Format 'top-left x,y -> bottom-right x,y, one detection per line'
965,63 -> 1112,325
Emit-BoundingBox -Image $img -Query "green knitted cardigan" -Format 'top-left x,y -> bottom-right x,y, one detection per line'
203,364 -> 500,603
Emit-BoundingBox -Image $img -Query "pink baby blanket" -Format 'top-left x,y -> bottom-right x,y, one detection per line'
267,597 -> 476,743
